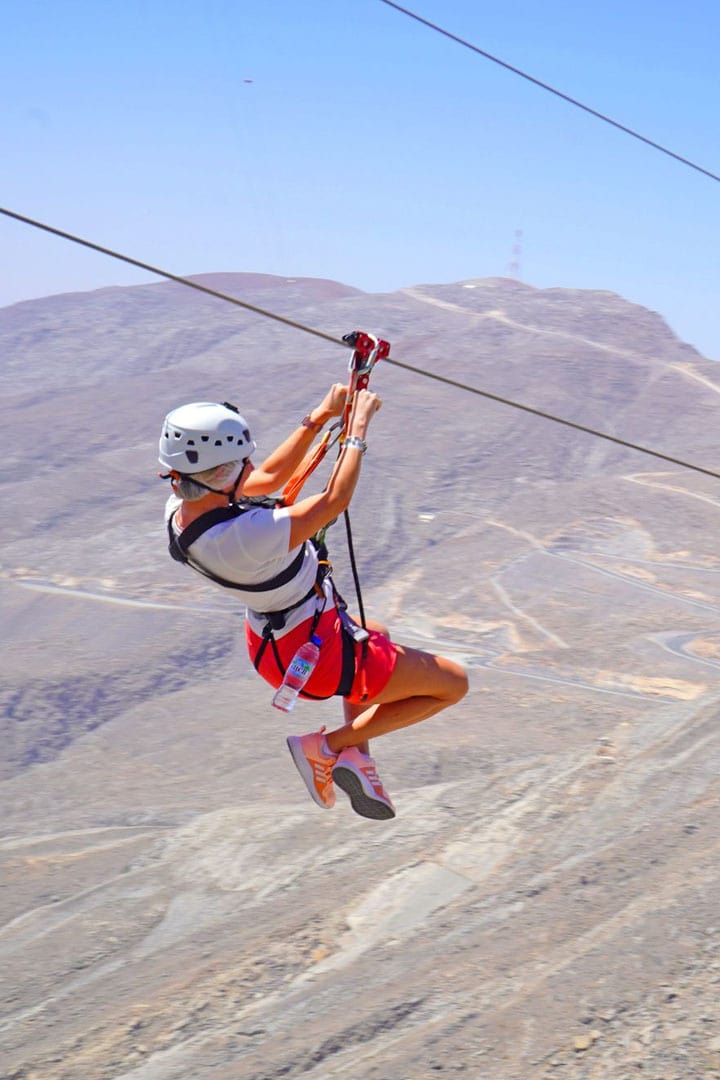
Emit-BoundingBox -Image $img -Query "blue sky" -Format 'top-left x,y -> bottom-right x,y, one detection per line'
2,0 -> 719,357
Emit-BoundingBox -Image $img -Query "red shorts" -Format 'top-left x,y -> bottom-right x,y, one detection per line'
245,606 -> 398,705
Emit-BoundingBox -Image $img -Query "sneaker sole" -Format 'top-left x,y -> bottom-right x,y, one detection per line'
332,765 -> 396,820
286,736 -> 334,810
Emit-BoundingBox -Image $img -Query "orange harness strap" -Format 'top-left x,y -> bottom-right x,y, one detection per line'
281,331 -> 390,505
282,430 -> 334,506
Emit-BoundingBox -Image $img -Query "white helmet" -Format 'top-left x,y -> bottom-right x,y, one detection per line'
158,401 -> 256,474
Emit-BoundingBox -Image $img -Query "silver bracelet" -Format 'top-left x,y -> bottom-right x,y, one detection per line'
344,435 -> 367,454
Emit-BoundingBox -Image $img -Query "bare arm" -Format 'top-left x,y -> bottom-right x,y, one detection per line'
286,389 -> 381,549
242,383 -> 347,497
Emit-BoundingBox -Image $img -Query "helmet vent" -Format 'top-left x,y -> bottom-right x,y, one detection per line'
159,403 -> 253,472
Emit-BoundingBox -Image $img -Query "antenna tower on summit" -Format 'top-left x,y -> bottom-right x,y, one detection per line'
506,229 -> 523,281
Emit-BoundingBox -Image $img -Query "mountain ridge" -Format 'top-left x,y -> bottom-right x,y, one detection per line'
2,273 -> 720,1078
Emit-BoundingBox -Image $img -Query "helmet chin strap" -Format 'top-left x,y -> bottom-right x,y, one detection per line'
159,460 -> 249,504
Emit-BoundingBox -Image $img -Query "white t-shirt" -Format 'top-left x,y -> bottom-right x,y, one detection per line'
166,495 -> 331,636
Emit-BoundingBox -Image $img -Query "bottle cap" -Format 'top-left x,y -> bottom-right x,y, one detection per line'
311,634 -> 322,646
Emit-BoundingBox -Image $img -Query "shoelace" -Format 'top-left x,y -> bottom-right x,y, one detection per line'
311,727 -> 336,792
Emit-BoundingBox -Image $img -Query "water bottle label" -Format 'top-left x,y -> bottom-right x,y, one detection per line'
287,656 -> 313,680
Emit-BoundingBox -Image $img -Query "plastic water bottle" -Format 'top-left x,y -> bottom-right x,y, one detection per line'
272,635 -> 322,712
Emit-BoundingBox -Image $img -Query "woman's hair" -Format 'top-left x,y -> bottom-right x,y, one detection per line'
176,459 -> 244,502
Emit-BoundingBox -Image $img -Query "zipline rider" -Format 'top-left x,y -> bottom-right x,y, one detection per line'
159,382 -> 468,820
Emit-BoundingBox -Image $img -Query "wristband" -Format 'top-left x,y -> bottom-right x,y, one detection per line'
344,435 -> 367,454
301,414 -> 323,433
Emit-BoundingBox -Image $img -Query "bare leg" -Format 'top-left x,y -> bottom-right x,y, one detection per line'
325,642 -> 468,755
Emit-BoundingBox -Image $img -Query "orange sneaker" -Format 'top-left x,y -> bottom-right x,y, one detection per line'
286,729 -> 337,809
332,747 -> 396,820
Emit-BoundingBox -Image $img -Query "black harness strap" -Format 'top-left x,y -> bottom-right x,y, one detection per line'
169,501 -> 356,699
168,504 -> 307,593
334,625 -> 357,698
252,616 -> 357,700
168,505 -> 244,563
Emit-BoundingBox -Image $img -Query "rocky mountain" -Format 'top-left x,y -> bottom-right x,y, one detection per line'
1,274 -> 719,1078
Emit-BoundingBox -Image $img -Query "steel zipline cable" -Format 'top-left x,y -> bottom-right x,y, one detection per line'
378,1 -> 720,186
0,207 -> 342,349
3,203 -> 720,483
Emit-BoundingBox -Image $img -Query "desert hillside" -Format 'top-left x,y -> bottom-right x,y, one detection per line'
1,274 -> 719,1079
